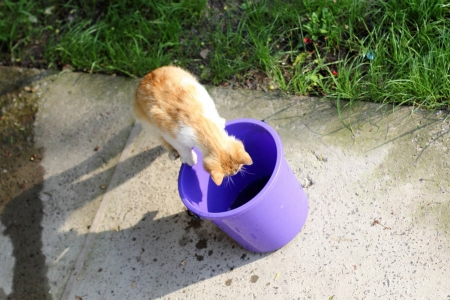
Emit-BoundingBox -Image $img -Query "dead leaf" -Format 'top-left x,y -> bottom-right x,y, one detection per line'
274,273 -> 280,280
199,49 -> 210,60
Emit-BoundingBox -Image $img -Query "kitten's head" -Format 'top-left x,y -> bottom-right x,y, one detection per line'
203,138 -> 253,186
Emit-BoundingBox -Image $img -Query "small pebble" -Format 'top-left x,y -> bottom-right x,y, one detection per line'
366,51 -> 377,60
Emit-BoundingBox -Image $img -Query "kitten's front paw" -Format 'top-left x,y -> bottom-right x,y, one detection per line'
168,150 -> 180,161
190,150 -> 198,165
182,150 -> 197,166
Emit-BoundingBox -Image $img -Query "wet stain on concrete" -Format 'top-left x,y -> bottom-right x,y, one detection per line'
184,218 -> 202,231
195,239 -> 208,249
195,254 -> 204,261
178,236 -> 191,247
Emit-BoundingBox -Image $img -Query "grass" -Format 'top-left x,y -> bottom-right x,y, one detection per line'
1,0 -> 450,110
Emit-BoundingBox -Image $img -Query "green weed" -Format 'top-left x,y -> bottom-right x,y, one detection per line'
1,0 -> 450,109
45,0 -> 206,77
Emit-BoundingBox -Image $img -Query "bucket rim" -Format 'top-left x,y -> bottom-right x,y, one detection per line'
178,118 -> 283,220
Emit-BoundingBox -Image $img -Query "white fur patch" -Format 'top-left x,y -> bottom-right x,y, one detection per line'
176,125 -> 197,148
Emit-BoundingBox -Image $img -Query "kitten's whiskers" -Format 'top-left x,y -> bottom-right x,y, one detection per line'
239,166 -> 253,178
226,175 -> 235,188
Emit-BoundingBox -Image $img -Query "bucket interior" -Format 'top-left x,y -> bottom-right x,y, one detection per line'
179,120 -> 279,215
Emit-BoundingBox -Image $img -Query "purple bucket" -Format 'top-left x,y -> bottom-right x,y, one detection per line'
178,119 -> 308,253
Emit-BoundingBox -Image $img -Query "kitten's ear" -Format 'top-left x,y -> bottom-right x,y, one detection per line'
210,170 -> 224,186
238,151 -> 253,166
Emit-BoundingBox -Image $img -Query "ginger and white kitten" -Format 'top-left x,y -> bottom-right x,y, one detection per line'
133,66 -> 252,185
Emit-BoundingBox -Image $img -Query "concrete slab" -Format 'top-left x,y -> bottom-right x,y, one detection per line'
67,86 -> 449,299
1,69 -> 449,299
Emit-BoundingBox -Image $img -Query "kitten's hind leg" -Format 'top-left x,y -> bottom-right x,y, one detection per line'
160,134 -> 197,166
159,137 -> 180,161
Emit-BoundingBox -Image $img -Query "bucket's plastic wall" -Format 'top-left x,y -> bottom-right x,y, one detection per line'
178,119 -> 308,252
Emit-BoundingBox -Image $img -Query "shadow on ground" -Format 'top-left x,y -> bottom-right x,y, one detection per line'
1,155 -> 49,300
0,68 -> 55,300
1,127 -> 268,300
68,210 -> 269,299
